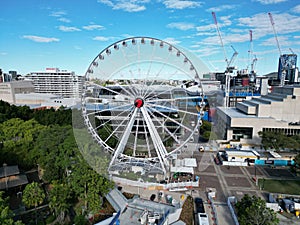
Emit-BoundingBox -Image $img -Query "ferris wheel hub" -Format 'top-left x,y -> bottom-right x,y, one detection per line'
134,98 -> 144,108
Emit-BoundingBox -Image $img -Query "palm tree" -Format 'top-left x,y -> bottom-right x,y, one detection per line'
22,182 -> 45,224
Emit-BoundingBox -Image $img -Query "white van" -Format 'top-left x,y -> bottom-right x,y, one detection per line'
198,213 -> 209,225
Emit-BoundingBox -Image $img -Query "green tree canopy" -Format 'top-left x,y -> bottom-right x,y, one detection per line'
32,125 -> 77,182
48,182 -> 72,224
294,153 -> 300,169
258,131 -> 300,150
22,182 -> 45,209
0,192 -> 24,225
236,194 -> 279,225
0,118 -> 45,168
69,159 -> 113,214
22,182 -> 45,225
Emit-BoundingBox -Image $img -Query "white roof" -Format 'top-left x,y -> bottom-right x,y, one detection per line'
268,151 -> 281,158
170,166 -> 194,174
183,158 -> 197,167
174,158 -> 197,167
225,150 -> 258,157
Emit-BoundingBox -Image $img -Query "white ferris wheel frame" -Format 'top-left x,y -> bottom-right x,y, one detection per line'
81,37 -> 206,176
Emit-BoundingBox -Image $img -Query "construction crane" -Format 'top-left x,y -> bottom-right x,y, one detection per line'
248,30 -> 257,82
268,12 -> 287,86
212,11 -> 238,107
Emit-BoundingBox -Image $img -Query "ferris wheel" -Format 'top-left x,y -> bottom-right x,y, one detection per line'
82,37 -> 206,176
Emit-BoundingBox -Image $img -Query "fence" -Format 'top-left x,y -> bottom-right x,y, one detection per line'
227,196 -> 239,225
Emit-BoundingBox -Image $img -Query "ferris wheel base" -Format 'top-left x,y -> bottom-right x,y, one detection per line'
110,175 -> 199,190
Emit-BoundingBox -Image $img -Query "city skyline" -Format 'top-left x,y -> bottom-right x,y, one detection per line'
1,0 -> 300,76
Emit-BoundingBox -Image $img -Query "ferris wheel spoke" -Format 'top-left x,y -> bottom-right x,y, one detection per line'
109,107 -> 138,169
144,78 -> 190,101
140,107 -> 168,174
147,105 -> 194,133
146,96 -> 201,103
141,119 -> 152,157
94,106 -> 133,130
119,47 -> 141,96
85,102 -> 132,116
103,110 -> 133,143
96,84 -> 134,99
147,108 -> 180,144
118,84 -> 138,98
146,102 -> 199,117
133,116 -> 140,157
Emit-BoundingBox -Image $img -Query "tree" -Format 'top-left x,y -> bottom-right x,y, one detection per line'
294,153 -> 300,171
22,182 -> 45,225
236,194 -> 279,225
0,118 -> 45,168
48,182 -> 72,224
258,131 -> 300,150
0,191 -> 24,225
69,160 -> 113,215
32,125 -> 77,182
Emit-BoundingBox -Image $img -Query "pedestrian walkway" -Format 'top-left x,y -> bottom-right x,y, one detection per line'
106,188 -> 128,212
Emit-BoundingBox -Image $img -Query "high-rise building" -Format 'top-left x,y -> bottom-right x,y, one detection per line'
278,54 -> 298,84
0,69 -> 12,83
25,68 -> 84,98
8,71 -> 17,80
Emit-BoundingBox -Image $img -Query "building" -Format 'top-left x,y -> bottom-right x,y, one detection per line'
0,164 -> 28,190
0,80 -> 35,104
278,54 -> 298,84
0,70 -> 12,83
26,68 -> 84,98
214,85 -> 300,145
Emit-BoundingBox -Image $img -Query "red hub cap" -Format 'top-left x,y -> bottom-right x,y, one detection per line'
134,98 -> 144,108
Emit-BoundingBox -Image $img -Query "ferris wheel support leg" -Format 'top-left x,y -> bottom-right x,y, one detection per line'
108,107 -> 138,170
141,107 -> 168,175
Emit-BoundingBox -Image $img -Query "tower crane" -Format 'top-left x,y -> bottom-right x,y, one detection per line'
268,12 -> 286,86
212,11 -> 238,107
248,30 -> 257,82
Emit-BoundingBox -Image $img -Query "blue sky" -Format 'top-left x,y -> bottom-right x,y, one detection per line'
1,0 -> 300,76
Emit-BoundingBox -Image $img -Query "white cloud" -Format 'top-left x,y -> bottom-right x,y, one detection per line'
163,37 -> 181,45
93,36 -> 116,41
252,0 -> 287,4
167,22 -> 195,30
82,24 -> 105,30
196,24 -> 215,32
58,26 -> 81,32
50,11 -> 66,17
58,17 -> 71,23
190,46 -> 220,57
113,2 -> 146,12
292,5 -> 300,13
196,15 -> 232,34
162,0 -> 203,9
98,0 -> 148,12
22,35 -> 60,43
0,52 -> 7,56
207,4 -> 237,12
238,13 -> 300,38
260,36 -> 293,47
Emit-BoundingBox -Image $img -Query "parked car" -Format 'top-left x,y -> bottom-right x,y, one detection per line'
194,197 -> 205,213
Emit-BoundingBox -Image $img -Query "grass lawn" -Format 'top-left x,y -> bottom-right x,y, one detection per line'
258,179 -> 300,195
